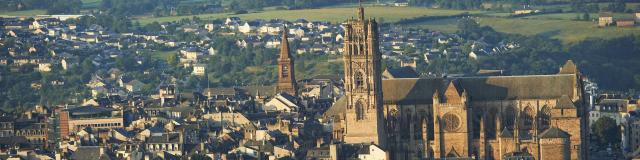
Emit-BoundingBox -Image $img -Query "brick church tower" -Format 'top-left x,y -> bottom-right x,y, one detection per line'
342,4 -> 387,148
276,27 -> 297,96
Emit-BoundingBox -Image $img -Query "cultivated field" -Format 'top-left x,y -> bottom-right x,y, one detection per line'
0,9 -> 47,17
135,7 -> 485,24
415,13 -> 640,44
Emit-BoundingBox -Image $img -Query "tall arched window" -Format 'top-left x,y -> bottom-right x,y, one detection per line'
504,107 -> 516,130
538,106 -> 551,131
523,106 -> 534,129
355,100 -> 365,120
354,71 -> 364,89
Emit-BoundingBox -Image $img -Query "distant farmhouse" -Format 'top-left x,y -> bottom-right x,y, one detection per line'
599,12 -> 637,28
599,13 -> 614,27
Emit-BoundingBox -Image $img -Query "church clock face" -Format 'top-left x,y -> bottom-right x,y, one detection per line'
442,113 -> 461,132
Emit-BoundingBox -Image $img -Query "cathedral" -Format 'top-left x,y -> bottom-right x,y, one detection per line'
325,5 -> 589,160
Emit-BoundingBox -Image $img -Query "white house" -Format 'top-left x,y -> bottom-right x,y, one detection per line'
225,17 -> 241,25
192,64 -> 206,76
289,28 -> 306,37
358,144 -> 387,160
265,39 -> 282,49
125,80 -> 145,92
259,25 -> 281,34
38,62 -> 52,72
205,23 -> 216,32
238,22 -> 257,34
263,93 -> 298,112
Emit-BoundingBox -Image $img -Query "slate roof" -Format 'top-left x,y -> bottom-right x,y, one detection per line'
147,133 -> 181,143
323,96 -> 347,119
67,106 -> 114,116
456,75 -> 576,101
204,87 -> 238,96
555,95 -> 576,109
71,146 -> 111,160
383,66 -> 419,79
326,73 -> 577,120
539,127 -> 570,139
381,78 -> 443,104
278,92 -> 297,104
0,116 -> 13,122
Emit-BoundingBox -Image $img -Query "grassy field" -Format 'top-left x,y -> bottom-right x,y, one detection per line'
135,6 -> 485,24
525,12 -> 637,20
82,0 -> 102,9
0,9 -> 47,17
415,15 -> 640,44
150,49 -> 178,62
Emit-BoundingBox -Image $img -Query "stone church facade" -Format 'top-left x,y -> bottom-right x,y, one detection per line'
327,6 -> 589,160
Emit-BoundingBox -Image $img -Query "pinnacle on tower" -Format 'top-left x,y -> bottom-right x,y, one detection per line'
358,0 -> 365,21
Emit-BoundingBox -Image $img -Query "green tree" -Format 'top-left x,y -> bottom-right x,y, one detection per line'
591,117 -> 621,146
582,12 -> 590,21
166,53 -> 179,67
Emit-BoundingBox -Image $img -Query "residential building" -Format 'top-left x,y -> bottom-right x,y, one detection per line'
617,19 -> 636,27
599,13 -> 614,27
590,98 -> 630,126
0,117 -> 14,137
192,64 -> 206,76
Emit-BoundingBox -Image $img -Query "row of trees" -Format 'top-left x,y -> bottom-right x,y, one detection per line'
99,0 -> 179,16
0,0 -> 83,14
406,0 -> 639,11
572,0 -> 638,13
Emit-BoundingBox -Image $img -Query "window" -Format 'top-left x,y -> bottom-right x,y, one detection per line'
538,106 -> 551,131
354,71 -> 364,88
504,107 -> 516,129
523,107 -> 534,128
282,65 -> 289,77
356,100 -> 365,120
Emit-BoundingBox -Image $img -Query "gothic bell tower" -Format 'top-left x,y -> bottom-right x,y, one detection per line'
342,4 -> 387,148
276,27 -> 297,96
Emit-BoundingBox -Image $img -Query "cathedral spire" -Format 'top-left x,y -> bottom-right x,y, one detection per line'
280,26 -> 290,59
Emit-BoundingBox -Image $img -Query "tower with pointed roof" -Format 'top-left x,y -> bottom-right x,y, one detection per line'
342,3 -> 387,148
276,27 -> 297,96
